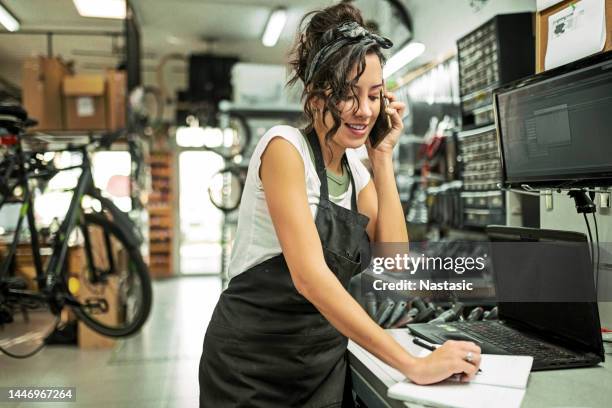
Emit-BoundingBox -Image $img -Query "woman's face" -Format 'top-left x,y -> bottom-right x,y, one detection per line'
321,52 -> 384,149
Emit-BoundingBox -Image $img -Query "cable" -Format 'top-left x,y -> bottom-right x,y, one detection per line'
583,213 -> 595,288
496,184 -> 542,197
592,213 -> 600,292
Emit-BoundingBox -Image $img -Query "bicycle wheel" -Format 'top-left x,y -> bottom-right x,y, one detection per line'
203,112 -> 252,160
207,166 -> 246,212
70,213 -> 152,337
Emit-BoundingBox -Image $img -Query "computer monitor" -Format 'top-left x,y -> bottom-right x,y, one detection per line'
493,51 -> 612,188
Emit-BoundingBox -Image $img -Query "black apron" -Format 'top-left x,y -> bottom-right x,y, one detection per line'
199,129 -> 371,407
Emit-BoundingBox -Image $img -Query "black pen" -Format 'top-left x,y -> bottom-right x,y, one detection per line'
412,337 -> 437,351
412,337 -> 483,373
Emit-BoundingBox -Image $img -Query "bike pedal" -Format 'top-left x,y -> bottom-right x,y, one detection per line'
83,298 -> 109,314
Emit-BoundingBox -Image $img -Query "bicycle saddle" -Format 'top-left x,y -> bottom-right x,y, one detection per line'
0,104 -> 27,122
0,104 -> 37,131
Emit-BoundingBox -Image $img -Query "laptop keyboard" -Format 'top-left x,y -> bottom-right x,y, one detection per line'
450,321 -> 584,363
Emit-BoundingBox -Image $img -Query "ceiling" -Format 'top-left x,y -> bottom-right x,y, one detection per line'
0,0 -> 536,93
0,1 -> 406,85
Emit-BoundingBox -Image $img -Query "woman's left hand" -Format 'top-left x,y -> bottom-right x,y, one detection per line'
366,90 -> 406,160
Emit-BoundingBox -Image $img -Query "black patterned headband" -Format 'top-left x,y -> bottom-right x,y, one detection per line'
304,21 -> 393,84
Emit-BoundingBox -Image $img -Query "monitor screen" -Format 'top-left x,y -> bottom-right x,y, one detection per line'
494,53 -> 612,187
487,226 -> 603,358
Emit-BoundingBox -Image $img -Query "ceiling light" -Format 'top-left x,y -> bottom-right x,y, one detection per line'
262,8 -> 287,47
176,126 -> 225,148
73,0 -> 126,19
383,42 -> 426,79
0,1 -> 20,32
176,126 -> 205,148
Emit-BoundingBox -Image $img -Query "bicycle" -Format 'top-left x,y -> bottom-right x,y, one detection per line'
0,104 -> 152,358
207,163 -> 248,213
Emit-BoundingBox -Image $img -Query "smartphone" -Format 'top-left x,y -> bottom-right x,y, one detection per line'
369,89 -> 393,148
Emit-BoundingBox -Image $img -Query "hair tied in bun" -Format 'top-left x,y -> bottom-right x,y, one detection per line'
304,21 -> 393,84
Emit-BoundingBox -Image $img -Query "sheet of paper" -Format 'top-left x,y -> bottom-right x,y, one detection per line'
537,0 -> 566,12
461,354 -> 533,389
77,96 -> 95,117
352,331 -> 533,389
387,381 -> 526,408
389,330 -> 533,389
545,0 -> 606,70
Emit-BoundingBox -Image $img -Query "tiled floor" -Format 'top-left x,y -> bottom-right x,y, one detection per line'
0,276 -> 222,408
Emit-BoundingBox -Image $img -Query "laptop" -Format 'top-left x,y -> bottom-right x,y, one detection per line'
408,226 -> 605,371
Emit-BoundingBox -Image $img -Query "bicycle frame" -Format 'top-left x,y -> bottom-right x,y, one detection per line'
1,138 -> 139,312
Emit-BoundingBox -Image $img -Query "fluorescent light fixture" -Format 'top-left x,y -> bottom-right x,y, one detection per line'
176,126 -> 206,148
204,127 -> 224,147
0,1 -> 20,32
176,126 -> 225,148
73,0 -> 126,19
262,8 -> 287,47
223,128 -> 236,148
383,42 -> 426,79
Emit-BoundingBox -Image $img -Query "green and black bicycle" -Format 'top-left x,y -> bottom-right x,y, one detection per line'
0,104 -> 152,358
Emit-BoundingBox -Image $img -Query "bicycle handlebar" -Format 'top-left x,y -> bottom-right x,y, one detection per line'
90,129 -> 126,150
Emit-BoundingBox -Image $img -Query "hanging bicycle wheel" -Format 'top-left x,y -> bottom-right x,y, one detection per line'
208,166 -> 246,212
203,112 -> 251,160
70,213 -> 152,337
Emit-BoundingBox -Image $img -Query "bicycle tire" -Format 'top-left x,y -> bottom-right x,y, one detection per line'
227,112 -> 251,157
207,167 -> 245,213
203,112 -> 252,160
71,213 -> 152,337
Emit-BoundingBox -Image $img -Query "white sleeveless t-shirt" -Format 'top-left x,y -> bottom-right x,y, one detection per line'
227,125 -> 371,280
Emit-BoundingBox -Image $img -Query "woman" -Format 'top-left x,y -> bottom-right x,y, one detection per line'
199,3 -> 481,407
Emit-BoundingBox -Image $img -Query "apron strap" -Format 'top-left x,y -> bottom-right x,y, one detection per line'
305,128 -> 329,200
305,128 -> 358,211
343,154 -> 359,212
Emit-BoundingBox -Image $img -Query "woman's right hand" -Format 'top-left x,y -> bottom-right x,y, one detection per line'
403,340 -> 482,385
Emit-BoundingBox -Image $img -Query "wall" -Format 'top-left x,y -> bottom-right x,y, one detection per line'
377,0 -> 612,328
391,0 -> 538,74
0,61 -> 22,89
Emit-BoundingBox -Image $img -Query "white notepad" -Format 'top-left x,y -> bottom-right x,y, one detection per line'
352,330 -> 533,408
387,381 -> 527,408
386,353 -> 533,408
388,330 -> 533,388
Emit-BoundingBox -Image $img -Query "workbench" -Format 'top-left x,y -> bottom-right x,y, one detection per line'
348,329 -> 612,408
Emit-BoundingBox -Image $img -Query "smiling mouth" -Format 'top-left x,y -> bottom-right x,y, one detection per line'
345,123 -> 367,130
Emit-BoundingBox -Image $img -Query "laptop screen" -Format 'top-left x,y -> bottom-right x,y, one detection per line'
486,226 -> 603,357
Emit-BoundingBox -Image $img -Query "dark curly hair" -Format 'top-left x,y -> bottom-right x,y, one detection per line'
287,1 -> 388,144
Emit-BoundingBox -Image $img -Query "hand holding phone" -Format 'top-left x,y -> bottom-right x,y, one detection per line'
369,88 -> 393,148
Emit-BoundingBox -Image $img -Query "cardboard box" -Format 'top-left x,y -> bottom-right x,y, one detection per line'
72,226 -> 127,349
106,69 -> 126,131
536,0 -> 612,72
2,244 -> 52,290
63,74 -> 107,130
77,275 -> 120,349
22,57 -> 70,131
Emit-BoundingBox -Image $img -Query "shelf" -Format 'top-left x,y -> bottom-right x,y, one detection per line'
150,246 -> 172,253
148,205 -> 172,213
146,150 -> 175,278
